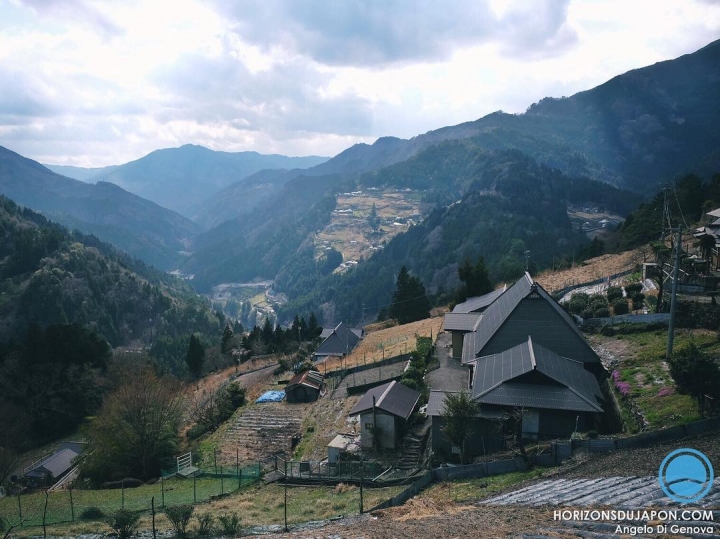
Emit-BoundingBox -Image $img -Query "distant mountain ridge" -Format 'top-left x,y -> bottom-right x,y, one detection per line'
46,145 -> 329,220
0,146 -> 200,270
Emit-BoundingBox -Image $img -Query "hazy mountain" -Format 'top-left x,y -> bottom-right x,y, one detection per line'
45,163 -> 119,182
0,146 -> 200,270
66,144 -> 328,219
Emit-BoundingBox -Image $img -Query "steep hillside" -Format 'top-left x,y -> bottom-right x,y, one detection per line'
80,144 -> 328,218
276,150 -> 638,324
45,163 -> 119,182
0,146 -> 200,270
0,195 -> 219,347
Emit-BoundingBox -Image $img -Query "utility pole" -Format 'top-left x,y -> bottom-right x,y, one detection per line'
666,226 -> 682,359
524,250 -> 531,272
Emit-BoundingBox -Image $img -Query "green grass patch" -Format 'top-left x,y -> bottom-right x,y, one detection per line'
419,468 -> 546,504
601,328 -> 719,430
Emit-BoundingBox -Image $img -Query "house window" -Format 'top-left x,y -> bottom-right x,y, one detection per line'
365,423 -> 374,430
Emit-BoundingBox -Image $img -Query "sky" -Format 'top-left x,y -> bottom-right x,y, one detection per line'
0,0 -> 719,167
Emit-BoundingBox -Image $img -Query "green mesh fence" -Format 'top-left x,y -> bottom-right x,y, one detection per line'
0,464 -> 261,529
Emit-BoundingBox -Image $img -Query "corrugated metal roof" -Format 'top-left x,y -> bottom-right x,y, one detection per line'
315,322 -> 361,356
349,381 -> 420,420
478,383 -> 600,412
462,273 -> 598,364
286,370 -> 324,391
28,448 -> 79,479
443,312 -> 483,332
707,208 -> 720,218
452,285 -> 508,313
426,390 -> 503,418
471,337 -> 602,412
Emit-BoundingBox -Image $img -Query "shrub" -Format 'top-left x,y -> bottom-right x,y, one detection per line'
218,512 -> 242,536
80,506 -> 105,521
612,299 -> 629,315
632,293 -> 645,310
607,286 -> 623,302
589,294 -> 608,308
625,282 -> 643,295
580,309 -> 594,319
165,504 -> 194,538
106,509 -> 140,539
196,513 -> 214,537
569,295 -> 588,315
593,307 -> 610,318
586,430 -> 599,439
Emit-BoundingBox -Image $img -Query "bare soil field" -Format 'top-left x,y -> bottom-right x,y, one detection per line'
535,246 -> 653,293
322,317 -> 443,373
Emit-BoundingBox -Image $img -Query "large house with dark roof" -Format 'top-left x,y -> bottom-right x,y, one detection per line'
431,273 -> 607,458
443,286 -> 508,359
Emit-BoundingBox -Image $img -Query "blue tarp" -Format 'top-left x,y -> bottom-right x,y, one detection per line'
256,390 -> 286,403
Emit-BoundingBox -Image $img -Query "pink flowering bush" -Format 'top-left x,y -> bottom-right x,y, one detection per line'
611,370 -> 631,396
657,386 -> 675,397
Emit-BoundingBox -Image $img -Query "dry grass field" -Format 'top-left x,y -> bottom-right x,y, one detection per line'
534,246 -> 652,293
322,317 -> 443,374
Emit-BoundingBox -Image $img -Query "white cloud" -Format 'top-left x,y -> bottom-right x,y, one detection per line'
0,0 -> 718,166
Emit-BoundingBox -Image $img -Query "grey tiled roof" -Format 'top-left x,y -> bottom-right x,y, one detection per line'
452,285 -> 508,313
443,312 -> 483,332
472,337 -> 603,413
349,381 -> 420,420
27,448 -> 79,479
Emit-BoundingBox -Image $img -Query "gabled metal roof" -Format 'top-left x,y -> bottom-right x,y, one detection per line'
471,337 -> 603,413
707,208 -> 720,218
315,321 -> 361,356
26,448 -> 79,479
461,273 -> 598,364
477,383 -> 600,413
452,285 -> 508,313
443,312 -> 483,332
426,390 -> 503,419
349,381 -> 420,420
286,370 -> 324,391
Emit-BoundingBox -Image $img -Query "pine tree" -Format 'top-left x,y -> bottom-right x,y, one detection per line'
457,256 -> 493,303
221,324 -> 234,355
308,312 -> 321,338
186,334 -> 205,380
389,266 -> 430,324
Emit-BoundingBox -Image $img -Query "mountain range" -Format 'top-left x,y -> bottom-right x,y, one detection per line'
1,38 -> 719,325
45,145 -> 328,220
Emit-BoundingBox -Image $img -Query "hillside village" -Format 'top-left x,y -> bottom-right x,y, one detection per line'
1,19 -> 720,539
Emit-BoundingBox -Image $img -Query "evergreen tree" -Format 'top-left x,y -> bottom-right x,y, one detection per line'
186,334 -> 205,380
221,324 -> 234,355
308,312 -> 321,338
389,266 -> 431,324
232,320 -> 244,335
368,203 -> 380,232
457,256 -> 493,303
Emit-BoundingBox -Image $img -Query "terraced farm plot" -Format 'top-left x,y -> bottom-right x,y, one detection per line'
221,401 -> 307,464
316,190 -> 423,271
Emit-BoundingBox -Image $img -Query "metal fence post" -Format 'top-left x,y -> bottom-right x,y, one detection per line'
151,496 -> 157,539
236,448 -> 240,490
161,476 -> 165,508
193,474 -> 197,503
17,492 -> 22,525
69,487 -> 74,522
220,465 -> 224,495
121,480 -> 125,509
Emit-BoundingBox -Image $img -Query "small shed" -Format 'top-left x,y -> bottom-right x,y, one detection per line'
348,381 -> 420,450
23,445 -> 84,485
285,370 -> 325,403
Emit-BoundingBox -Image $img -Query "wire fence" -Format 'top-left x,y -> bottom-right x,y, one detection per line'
0,464 -> 260,529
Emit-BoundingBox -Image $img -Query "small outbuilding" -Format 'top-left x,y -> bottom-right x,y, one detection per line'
285,370 -> 326,403
348,381 -> 421,450
314,322 -> 363,360
23,442 -> 86,486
